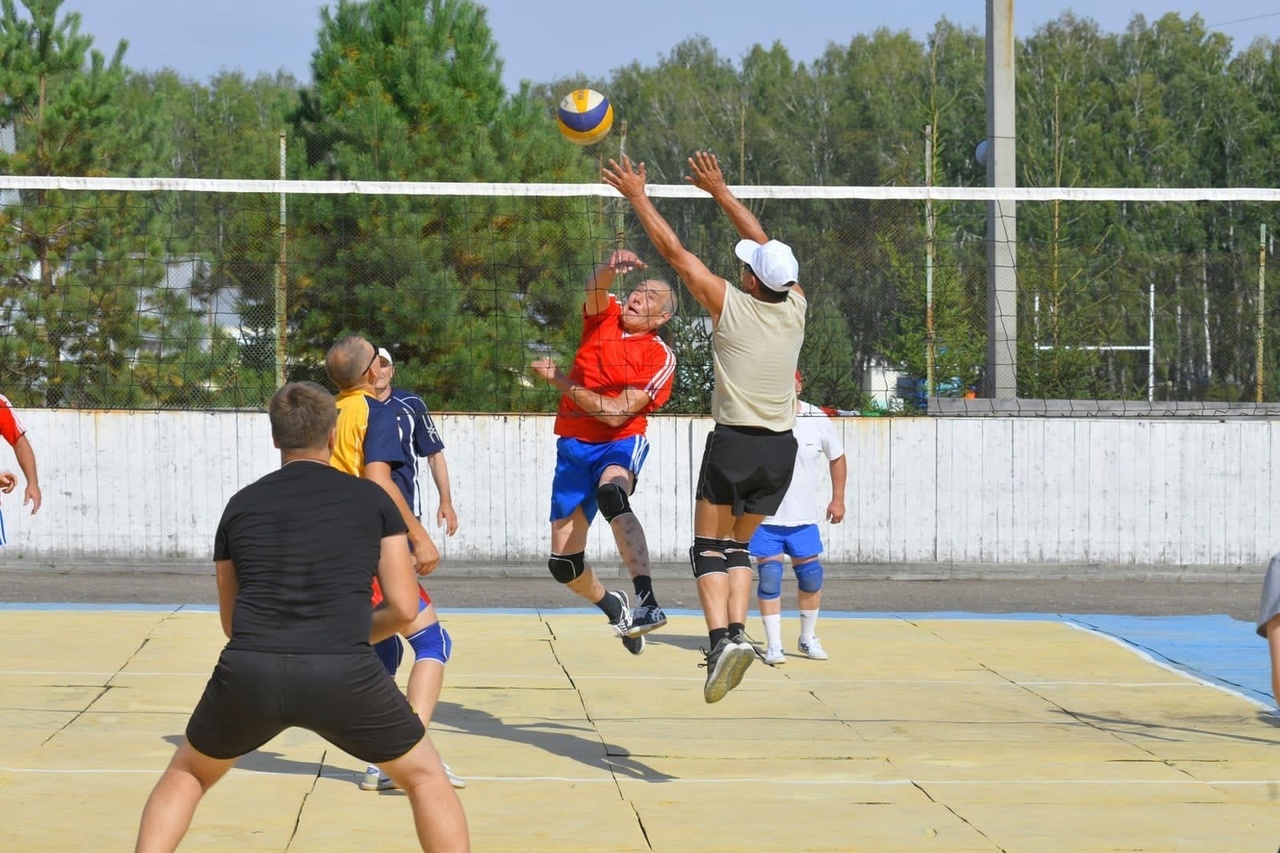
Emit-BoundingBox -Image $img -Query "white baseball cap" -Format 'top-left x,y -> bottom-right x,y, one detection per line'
734,238 -> 799,292
376,347 -> 393,365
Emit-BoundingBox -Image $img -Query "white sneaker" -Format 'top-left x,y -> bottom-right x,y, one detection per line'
360,765 -> 396,791
764,646 -> 786,665
797,636 -> 829,660
443,761 -> 467,789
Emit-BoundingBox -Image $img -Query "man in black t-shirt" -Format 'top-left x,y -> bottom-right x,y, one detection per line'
134,381 -> 470,853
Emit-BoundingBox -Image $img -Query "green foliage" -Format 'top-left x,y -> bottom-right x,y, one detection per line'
4,5 -> 1280,410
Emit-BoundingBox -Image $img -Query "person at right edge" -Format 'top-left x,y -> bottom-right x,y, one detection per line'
602,150 -> 806,703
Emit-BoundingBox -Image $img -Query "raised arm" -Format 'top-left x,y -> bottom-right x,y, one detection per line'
584,249 -> 647,316
685,150 -> 768,244
602,155 -> 729,320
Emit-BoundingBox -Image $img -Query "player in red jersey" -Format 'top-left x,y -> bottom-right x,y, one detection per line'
0,393 -> 40,515
531,249 -> 676,654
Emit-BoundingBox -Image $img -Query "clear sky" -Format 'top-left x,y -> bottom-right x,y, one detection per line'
66,1 -> 1280,90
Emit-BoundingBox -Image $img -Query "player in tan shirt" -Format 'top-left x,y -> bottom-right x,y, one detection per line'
603,150 -> 806,703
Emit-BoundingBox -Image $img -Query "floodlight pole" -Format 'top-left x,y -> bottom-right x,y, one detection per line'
984,0 -> 1018,399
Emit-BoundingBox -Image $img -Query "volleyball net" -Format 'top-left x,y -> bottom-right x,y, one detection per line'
0,176 -> 1276,414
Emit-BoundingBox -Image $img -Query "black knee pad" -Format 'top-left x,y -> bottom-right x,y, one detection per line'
724,539 -> 752,571
596,482 -> 632,523
689,536 -> 729,578
548,551 -> 586,584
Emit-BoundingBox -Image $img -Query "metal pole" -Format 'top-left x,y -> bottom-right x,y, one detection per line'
924,125 -> 935,399
1258,223 -> 1267,403
1147,282 -> 1155,402
274,131 -> 287,389
984,0 -> 1018,399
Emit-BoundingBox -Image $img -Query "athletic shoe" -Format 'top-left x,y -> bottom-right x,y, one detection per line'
605,590 -> 633,637
626,603 -> 667,637
360,765 -> 396,791
764,646 -> 786,666
621,633 -> 646,655
442,761 -> 467,789
700,635 -> 756,703
798,636 -> 829,660
723,633 -> 760,692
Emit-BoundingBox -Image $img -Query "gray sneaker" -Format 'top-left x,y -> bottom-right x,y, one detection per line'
621,633 -> 646,655
605,590 -> 633,637
626,603 -> 667,637
700,635 -> 756,703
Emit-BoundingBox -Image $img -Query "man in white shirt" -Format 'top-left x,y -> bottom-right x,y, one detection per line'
748,371 -> 847,664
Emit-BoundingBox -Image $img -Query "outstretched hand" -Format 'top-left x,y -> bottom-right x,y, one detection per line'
605,248 -> 647,275
685,150 -> 728,195
601,155 -> 647,200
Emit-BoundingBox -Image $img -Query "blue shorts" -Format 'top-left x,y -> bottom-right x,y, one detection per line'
749,523 -> 823,561
550,435 -> 649,523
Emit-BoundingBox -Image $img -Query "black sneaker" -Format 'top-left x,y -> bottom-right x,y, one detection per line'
621,633 -> 646,655
626,603 -> 668,637
605,590 -> 633,637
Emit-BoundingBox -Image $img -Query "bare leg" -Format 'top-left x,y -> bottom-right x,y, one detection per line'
695,570 -> 730,632
551,510 -> 607,604
404,603 -> 445,728
379,737 -> 470,852
693,499 -> 737,631
135,740 -> 236,853
599,466 -> 650,580
727,567 -> 755,626
1268,614 -> 1280,707
728,513 -> 767,626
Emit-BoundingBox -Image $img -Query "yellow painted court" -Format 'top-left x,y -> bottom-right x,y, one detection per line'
0,608 -> 1276,851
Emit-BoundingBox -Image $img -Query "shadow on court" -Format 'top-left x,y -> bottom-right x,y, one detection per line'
435,700 -> 674,782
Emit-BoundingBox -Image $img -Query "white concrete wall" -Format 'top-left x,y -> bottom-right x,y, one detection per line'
1,410 -> 1276,567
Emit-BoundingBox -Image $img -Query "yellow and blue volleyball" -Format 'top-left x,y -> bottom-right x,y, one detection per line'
555,88 -> 613,146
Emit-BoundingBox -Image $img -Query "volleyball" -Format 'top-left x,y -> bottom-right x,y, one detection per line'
555,88 -> 613,146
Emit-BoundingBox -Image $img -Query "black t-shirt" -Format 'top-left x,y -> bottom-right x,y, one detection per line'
214,461 -> 407,654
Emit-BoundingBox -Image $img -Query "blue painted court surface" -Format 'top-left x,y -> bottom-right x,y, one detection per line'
0,605 -> 1275,851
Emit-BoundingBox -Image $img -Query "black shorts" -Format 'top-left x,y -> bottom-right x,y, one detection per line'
186,648 -> 425,764
695,424 -> 798,517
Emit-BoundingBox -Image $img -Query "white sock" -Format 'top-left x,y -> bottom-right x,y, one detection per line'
799,609 -> 819,639
761,612 -> 782,649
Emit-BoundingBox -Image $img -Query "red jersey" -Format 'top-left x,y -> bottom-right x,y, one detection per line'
0,393 -> 26,447
554,297 -> 676,443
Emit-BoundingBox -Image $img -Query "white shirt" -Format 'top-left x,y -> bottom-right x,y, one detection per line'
766,401 -> 845,526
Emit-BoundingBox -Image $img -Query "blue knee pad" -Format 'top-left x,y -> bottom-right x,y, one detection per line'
406,622 -> 452,664
795,560 -> 824,594
757,559 -> 784,600
373,636 -> 404,676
